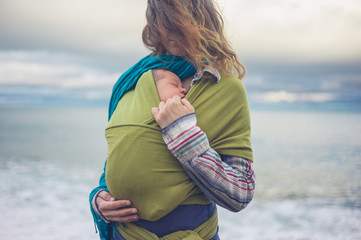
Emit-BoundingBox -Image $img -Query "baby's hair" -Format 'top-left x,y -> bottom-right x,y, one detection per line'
152,68 -> 176,84
152,69 -> 163,83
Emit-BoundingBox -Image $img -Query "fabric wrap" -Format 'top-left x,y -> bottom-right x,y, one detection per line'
105,69 -> 253,222
117,209 -> 218,240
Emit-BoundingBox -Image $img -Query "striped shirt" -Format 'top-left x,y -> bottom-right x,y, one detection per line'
162,113 -> 255,212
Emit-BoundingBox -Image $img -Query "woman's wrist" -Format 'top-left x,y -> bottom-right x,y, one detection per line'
162,113 -> 196,136
92,190 -> 110,223
162,113 -> 210,163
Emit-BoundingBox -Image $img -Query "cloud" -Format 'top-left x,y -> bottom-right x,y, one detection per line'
219,0 -> 361,62
0,0 -> 147,56
320,74 -> 361,92
1,0 -> 360,63
251,91 -> 338,103
0,84 -> 111,106
0,1 -> 360,108
0,51 -> 117,88
0,50 -> 121,105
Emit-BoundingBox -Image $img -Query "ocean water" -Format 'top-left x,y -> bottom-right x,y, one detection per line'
0,107 -> 360,240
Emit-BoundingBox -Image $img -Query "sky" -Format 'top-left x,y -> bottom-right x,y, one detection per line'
0,0 -> 360,110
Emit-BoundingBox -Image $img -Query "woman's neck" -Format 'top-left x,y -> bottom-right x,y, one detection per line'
182,76 -> 193,92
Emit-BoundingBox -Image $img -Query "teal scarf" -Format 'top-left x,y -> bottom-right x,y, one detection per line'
108,55 -> 196,120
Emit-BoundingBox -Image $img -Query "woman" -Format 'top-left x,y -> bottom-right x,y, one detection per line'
90,0 -> 256,239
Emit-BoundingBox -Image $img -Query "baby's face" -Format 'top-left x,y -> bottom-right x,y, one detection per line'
155,69 -> 187,102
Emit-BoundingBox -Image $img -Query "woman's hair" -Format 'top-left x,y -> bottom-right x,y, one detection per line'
142,0 -> 245,79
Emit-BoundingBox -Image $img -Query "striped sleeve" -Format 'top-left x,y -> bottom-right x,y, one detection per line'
162,114 -> 256,212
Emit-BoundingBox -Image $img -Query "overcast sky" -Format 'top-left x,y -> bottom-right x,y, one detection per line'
0,0 -> 360,108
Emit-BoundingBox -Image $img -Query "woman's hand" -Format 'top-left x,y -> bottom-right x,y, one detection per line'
152,95 -> 195,128
96,191 -> 139,222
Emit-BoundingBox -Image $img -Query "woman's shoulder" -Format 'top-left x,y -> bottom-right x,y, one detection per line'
218,72 -> 247,92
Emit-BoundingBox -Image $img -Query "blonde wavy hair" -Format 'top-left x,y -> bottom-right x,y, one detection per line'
142,0 -> 245,79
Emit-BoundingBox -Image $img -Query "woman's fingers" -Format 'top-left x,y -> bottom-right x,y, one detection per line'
152,96 -> 195,128
103,208 -> 139,222
97,191 -> 131,209
170,95 -> 181,103
181,98 -> 195,112
98,190 -> 115,201
95,191 -> 138,222
168,95 -> 194,115
106,214 -> 139,223
98,199 -> 132,211
158,101 -> 166,110
151,107 -> 159,118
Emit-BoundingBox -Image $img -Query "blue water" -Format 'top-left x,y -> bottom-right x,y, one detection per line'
0,107 -> 360,240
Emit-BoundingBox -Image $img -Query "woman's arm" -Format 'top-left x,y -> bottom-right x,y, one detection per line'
162,113 -> 255,212
89,161 -> 139,238
152,96 -> 256,212
93,190 -> 139,222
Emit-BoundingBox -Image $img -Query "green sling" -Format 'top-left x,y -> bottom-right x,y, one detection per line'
118,209 -> 218,240
105,69 -> 253,222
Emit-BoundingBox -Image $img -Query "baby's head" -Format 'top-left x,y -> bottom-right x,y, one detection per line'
153,69 -> 187,102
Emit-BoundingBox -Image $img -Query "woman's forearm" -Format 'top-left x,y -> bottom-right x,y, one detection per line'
162,114 -> 256,212
184,153 -> 255,212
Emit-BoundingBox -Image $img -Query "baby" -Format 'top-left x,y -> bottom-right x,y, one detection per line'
152,69 -> 187,102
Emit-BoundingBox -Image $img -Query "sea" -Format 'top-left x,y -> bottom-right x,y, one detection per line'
0,107 -> 360,240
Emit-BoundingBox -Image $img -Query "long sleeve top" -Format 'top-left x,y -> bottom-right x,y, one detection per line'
162,113 -> 255,212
